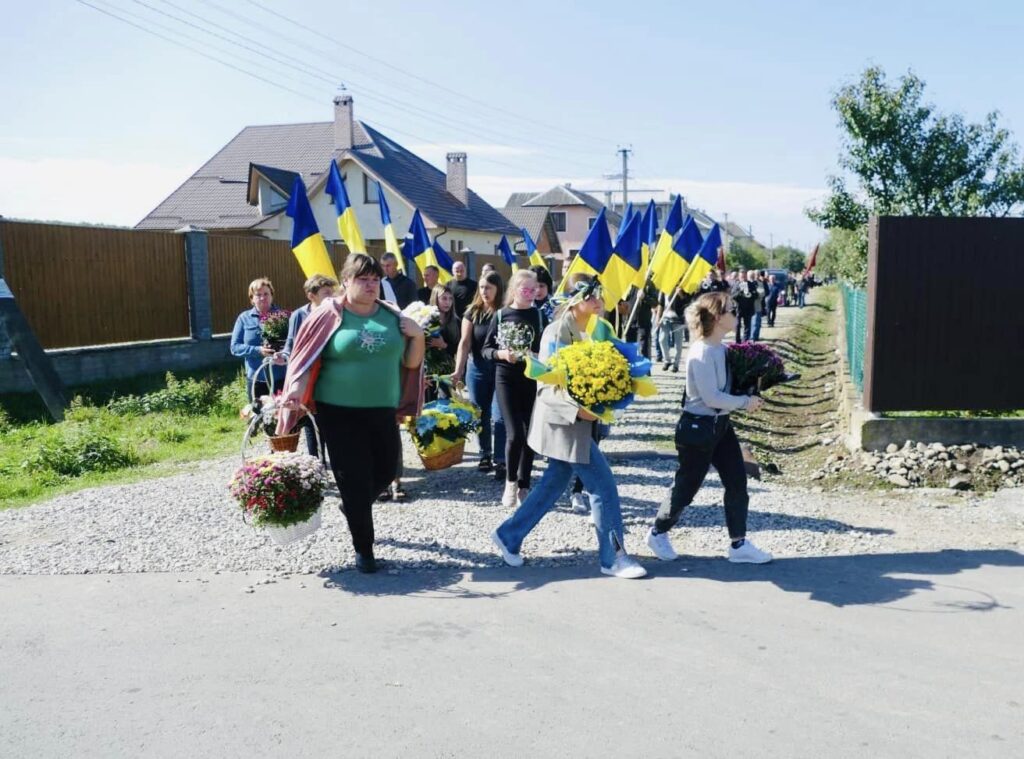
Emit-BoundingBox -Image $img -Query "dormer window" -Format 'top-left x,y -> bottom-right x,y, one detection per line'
258,181 -> 289,215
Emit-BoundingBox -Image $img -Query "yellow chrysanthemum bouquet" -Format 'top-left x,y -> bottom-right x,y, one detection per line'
525,338 -> 657,423
408,397 -> 482,470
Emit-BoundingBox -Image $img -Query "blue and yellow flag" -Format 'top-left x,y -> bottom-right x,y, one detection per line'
285,177 -> 336,280
635,199 -> 658,288
376,180 -> 406,276
601,210 -> 642,305
649,196 -> 687,294
557,208 -> 614,293
325,161 -> 366,254
522,228 -> 547,270
679,223 -> 722,294
404,209 -> 436,279
497,235 -> 517,272
651,216 -> 703,295
431,239 -> 454,284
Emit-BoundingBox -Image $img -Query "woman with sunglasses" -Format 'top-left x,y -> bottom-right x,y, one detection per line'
490,278 -> 646,579
645,291 -> 773,564
481,269 -> 543,508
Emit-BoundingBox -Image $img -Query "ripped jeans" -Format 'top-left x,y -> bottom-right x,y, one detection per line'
496,440 -> 625,569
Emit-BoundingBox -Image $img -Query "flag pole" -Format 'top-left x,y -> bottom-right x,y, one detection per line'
620,257 -> 658,338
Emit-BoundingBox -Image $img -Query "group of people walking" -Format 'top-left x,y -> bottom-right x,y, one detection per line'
231,252 -> 775,577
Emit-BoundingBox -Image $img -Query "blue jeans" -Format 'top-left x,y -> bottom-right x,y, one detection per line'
751,312 -> 762,341
798,290 -> 806,308
496,440 -> 625,569
466,359 -> 506,463
657,320 -> 686,368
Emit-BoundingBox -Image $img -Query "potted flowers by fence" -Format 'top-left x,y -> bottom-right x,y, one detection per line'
259,309 -> 291,351
408,397 -> 481,470
525,338 -> 657,423
229,451 -> 330,545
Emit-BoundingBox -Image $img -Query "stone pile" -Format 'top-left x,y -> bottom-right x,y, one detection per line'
812,441 -> 1023,491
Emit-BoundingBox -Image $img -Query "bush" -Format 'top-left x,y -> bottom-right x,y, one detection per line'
215,370 -> 250,415
27,429 -> 139,477
0,407 -> 11,435
107,372 -> 220,417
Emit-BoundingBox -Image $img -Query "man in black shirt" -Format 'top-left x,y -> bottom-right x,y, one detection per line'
416,265 -> 440,303
450,259 -> 477,319
380,253 -> 418,309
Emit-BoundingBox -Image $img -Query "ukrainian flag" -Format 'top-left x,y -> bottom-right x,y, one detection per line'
679,223 -> 722,294
635,199 -> 658,288
497,235 -> 517,272
325,161 -> 366,254
649,196 -> 686,294
405,209 -> 444,280
522,228 -> 547,270
556,208 -> 614,293
601,210 -> 642,305
285,177 -> 336,280
376,180 -> 406,276
652,216 -> 704,295
431,239 -> 454,284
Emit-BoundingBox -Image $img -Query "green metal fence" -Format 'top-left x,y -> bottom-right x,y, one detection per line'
841,283 -> 867,392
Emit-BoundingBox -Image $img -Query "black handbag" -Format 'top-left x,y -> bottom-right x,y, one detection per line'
675,412 -> 718,450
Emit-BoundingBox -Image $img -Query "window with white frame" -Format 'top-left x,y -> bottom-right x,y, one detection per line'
363,174 -> 378,204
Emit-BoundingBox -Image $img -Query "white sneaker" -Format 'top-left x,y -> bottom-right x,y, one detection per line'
600,553 -> 647,579
646,527 -> 679,561
517,487 -> 529,507
490,529 -> 523,567
570,492 -> 589,514
728,539 -> 773,564
501,481 -> 518,508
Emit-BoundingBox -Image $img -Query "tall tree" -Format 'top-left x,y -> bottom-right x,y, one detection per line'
808,66 -> 1024,283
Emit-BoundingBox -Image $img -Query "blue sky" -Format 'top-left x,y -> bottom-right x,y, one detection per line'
2,0 -> 1022,249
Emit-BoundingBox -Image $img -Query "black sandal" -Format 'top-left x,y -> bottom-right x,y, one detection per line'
391,484 -> 408,501
377,488 -> 392,502
478,456 -> 493,472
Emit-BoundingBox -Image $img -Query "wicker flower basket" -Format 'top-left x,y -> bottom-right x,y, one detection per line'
268,432 -> 300,453
419,441 -> 465,471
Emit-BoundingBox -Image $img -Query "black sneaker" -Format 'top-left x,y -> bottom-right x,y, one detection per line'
662,363 -> 672,371
494,463 -> 507,481
671,365 -> 679,373
478,456 -> 493,472
355,552 -> 378,574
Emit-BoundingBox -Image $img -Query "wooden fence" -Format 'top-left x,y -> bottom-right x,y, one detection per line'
0,221 -> 190,349
863,216 -> 1024,411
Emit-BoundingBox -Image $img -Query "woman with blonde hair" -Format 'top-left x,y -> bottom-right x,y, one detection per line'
491,277 -> 646,579
645,291 -> 773,564
481,268 -> 543,507
230,277 -> 287,403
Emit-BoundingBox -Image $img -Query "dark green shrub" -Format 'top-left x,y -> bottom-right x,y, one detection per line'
107,372 -> 220,416
27,430 -> 139,477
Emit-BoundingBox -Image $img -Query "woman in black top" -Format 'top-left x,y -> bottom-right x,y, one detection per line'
452,272 -> 506,473
481,269 -> 543,508
425,284 -> 461,401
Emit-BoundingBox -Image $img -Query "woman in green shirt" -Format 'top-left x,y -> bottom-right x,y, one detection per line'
280,253 -> 424,573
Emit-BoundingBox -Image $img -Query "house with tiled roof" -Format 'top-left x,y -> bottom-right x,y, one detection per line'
137,96 -> 519,255
504,185 -> 623,260
498,206 -> 563,257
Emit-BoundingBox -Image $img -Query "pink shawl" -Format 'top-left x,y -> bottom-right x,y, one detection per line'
275,297 -> 423,435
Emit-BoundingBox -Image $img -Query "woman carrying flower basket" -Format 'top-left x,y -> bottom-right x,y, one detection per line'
481,269 -> 544,508
230,277 -> 288,403
645,291 -> 773,565
490,278 -> 647,579
276,254 -> 425,573
424,284 -> 461,402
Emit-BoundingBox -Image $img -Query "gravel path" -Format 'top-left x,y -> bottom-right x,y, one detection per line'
2,365 -> 1022,576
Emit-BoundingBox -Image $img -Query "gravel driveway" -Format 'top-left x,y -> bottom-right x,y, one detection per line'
1,369 -> 1022,576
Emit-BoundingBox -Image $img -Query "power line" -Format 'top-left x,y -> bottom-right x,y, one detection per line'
110,0 -> 615,175
240,0 -> 616,150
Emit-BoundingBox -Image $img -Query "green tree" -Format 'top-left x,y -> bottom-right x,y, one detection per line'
727,238 -> 767,270
808,66 -> 1024,284
769,245 -> 806,272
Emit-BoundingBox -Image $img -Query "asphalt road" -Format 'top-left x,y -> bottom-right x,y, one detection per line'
2,548 -> 1022,758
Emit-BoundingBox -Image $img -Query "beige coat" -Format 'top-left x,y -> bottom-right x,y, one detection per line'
526,316 -> 596,464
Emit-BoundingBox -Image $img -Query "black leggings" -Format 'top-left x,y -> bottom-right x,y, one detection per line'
316,403 -> 400,556
495,374 -> 536,487
654,416 -> 749,539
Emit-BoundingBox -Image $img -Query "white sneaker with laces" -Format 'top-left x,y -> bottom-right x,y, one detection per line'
501,481 -> 518,508
728,539 -> 773,564
570,492 -> 589,514
516,487 -> 529,507
600,553 -> 647,579
646,527 -> 679,561
490,529 -> 523,567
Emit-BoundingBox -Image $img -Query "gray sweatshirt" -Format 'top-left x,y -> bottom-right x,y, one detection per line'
683,341 -> 752,416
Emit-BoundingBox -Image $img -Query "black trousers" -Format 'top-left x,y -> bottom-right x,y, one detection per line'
626,324 -> 653,359
316,403 -> 400,556
655,415 -> 749,539
735,313 -> 753,342
495,373 -> 536,487
766,300 -> 778,327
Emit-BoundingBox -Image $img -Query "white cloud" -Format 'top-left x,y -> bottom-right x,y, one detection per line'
0,156 -> 194,227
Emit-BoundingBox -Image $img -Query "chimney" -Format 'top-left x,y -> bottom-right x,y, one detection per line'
334,95 -> 354,151
446,152 -> 468,206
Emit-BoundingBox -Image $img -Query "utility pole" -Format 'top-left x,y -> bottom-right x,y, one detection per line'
722,212 -> 730,268
769,233 -> 774,268
617,146 -> 632,210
